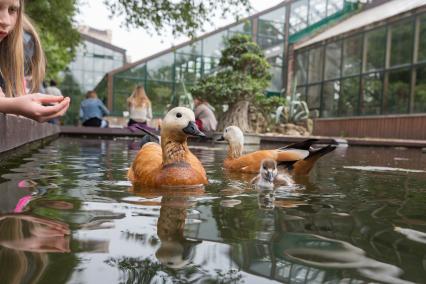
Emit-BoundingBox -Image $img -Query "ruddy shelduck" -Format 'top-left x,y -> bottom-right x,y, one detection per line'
128,107 -> 208,188
218,125 -> 336,175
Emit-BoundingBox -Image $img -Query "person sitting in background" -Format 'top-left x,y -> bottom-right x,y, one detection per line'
127,85 -> 155,130
79,91 -> 109,127
45,79 -> 62,97
194,97 -> 217,132
45,79 -> 63,125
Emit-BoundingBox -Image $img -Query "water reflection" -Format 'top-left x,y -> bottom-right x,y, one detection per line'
0,138 -> 425,283
0,214 -> 70,284
155,196 -> 200,269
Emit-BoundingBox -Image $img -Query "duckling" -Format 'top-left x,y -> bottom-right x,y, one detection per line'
128,107 -> 208,188
251,159 -> 294,187
218,125 -> 336,175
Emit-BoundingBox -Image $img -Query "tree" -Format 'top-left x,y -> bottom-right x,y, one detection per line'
191,34 -> 285,132
25,0 -> 80,80
103,0 -> 251,38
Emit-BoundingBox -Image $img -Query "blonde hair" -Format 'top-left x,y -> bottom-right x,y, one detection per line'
0,218 -> 48,284
127,85 -> 151,107
0,0 -> 25,97
23,15 -> 46,94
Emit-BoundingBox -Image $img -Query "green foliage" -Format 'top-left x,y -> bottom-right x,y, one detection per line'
191,34 -> 274,114
25,0 -> 80,79
103,0 -> 251,37
255,94 -> 287,119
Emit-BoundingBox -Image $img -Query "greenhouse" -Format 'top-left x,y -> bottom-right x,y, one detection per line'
95,0 -> 359,116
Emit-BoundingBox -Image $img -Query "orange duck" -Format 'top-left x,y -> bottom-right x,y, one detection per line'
128,107 -> 208,188
218,125 -> 336,175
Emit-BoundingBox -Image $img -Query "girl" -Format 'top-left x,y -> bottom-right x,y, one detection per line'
0,0 -> 70,122
127,85 -> 153,129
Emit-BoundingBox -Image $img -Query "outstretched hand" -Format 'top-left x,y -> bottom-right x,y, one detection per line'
0,93 -> 70,123
0,214 -> 71,253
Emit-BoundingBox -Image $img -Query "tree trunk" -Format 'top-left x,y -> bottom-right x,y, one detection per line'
217,100 -> 252,132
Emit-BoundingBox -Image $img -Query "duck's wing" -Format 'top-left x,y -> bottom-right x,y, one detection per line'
128,143 -> 162,183
276,148 -> 310,163
289,144 -> 337,175
278,139 -> 319,151
186,151 -> 208,184
225,150 -> 278,173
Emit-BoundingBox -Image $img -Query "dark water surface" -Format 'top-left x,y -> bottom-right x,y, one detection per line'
0,137 -> 425,284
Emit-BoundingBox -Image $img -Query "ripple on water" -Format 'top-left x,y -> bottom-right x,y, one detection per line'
344,166 -> 425,173
282,233 -> 413,284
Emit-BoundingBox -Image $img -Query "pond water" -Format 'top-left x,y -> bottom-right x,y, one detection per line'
0,137 -> 425,284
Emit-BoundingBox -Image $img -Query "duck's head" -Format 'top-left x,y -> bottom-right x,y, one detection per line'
218,125 -> 244,146
162,107 -> 205,140
260,159 -> 278,183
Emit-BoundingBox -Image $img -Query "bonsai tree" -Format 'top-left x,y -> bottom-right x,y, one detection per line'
191,34 -> 284,132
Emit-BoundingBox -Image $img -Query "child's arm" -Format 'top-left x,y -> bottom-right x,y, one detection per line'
0,93 -> 70,122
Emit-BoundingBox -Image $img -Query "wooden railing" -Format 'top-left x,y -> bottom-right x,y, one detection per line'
313,114 -> 426,140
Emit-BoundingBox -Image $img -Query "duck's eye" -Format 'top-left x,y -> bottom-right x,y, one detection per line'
176,113 -> 182,118
225,129 -> 228,132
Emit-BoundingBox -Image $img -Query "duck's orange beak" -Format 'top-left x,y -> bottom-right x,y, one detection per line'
183,121 -> 205,137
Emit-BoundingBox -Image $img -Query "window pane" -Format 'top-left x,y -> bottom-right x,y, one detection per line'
147,53 -> 174,81
290,0 -> 308,34
269,65 -> 283,91
176,41 -> 202,56
146,81 -> 174,115
308,47 -> 324,83
203,31 -> 227,58
296,86 -> 306,101
415,66 -> 426,113
295,51 -> 308,85
229,21 -> 252,38
327,0 -> 344,16
390,20 -> 413,67
343,34 -> 362,76
309,0 -> 327,24
307,84 -> 321,116
361,72 -> 383,115
365,27 -> 386,72
324,41 -> 341,80
322,80 -> 340,117
386,69 -> 411,114
340,77 -> 359,116
418,15 -> 426,62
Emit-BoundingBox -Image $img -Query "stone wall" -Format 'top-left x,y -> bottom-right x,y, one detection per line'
0,114 -> 60,154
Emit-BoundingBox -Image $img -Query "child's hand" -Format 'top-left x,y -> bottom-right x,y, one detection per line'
12,94 -> 70,122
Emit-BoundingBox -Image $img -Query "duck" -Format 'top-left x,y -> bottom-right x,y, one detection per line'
128,107 -> 208,188
251,158 -> 294,187
218,125 -> 336,175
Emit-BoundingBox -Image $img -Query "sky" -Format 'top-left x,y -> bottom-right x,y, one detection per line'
76,0 -> 283,63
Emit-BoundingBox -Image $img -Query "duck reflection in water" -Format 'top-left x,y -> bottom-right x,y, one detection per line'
0,214 -> 70,283
155,195 -> 201,269
131,186 -> 203,270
